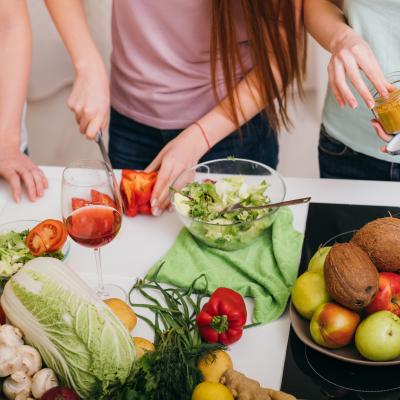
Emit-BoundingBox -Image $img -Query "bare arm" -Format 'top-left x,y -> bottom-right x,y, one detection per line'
304,0 -> 392,108
44,0 -> 109,138
0,0 -> 47,202
147,1 -> 305,212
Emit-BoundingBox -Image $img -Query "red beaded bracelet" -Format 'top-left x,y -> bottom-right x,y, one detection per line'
193,121 -> 211,151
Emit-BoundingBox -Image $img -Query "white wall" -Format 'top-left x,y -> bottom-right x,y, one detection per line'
26,1 -> 330,178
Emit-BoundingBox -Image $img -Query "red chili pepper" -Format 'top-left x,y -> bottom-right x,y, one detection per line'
120,170 -> 157,217
196,287 -> 247,345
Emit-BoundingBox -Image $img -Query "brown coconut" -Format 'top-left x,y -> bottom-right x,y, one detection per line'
324,242 -> 379,311
351,217 -> 400,272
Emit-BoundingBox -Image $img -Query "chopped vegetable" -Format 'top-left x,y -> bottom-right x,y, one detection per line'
120,170 -> 157,217
0,227 -> 65,286
1,257 -> 136,399
71,197 -> 91,211
221,369 -> 296,400
26,220 -> 67,255
176,177 -> 270,224
90,189 -> 116,209
71,189 -> 116,211
196,288 -> 247,345
173,177 -> 274,249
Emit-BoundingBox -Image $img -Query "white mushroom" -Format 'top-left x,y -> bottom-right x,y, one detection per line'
31,369 -> 58,399
3,371 -> 32,400
0,325 -> 24,347
0,346 -> 23,377
17,346 -> 42,377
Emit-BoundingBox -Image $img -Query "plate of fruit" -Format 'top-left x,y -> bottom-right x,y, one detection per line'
290,216 -> 400,366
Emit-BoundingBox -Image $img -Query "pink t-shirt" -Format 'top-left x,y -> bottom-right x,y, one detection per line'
110,0 -> 253,129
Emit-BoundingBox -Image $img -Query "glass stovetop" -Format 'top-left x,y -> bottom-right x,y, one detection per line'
281,203 -> 400,400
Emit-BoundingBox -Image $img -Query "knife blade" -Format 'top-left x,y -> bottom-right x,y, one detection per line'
95,129 -> 113,168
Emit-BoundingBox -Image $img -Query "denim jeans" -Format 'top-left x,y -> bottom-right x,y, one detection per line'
108,108 -> 279,170
319,125 -> 400,181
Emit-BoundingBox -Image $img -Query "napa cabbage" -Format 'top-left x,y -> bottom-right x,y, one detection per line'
0,257 -> 136,399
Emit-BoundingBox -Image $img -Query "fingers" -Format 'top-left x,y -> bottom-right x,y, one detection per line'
19,167 -> 37,202
354,47 -> 391,98
371,119 -> 392,142
145,152 -> 163,173
331,58 -> 358,109
39,168 -> 49,189
341,53 -> 374,108
31,169 -> 45,197
328,62 -> 345,107
150,162 -> 172,216
2,169 -> 22,203
85,114 -> 104,139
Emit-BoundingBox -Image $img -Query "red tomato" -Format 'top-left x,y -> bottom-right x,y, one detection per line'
0,305 -> 6,325
25,230 -> 47,256
26,220 -> 67,255
90,189 -> 116,208
71,198 -> 91,211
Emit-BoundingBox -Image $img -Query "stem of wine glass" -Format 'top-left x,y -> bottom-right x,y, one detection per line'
94,247 -> 107,297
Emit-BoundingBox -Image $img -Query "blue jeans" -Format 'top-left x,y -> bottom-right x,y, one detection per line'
108,108 -> 279,170
319,125 -> 400,181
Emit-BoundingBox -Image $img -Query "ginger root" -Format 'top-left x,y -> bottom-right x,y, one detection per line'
221,369 -> 296,400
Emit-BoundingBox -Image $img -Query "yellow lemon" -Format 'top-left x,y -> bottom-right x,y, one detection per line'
104,298 -> 137,331
197,350 -> 233,383
132,337 -> 156,359
192,382 -> 233,400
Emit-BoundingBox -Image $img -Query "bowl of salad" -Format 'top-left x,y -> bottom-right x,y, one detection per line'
170,158 -> 286,251
0,219 -> 70,289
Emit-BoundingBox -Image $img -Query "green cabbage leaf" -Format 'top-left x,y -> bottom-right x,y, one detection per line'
1,257 -> 136,399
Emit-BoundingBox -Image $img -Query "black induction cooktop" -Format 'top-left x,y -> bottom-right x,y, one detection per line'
281,203 -> 400,400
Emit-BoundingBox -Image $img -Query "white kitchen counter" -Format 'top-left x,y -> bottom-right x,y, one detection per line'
0,166 -> 399,391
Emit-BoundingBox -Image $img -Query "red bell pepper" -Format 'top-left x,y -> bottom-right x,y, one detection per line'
196,287 -> 247,345
90,189 -> 116,208
120,170 -> 157,217
71,190 -> 116,211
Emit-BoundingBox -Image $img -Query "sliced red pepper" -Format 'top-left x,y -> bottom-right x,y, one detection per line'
120,170 -> 157,217
72,197 -> 92,211
196,287 -> 247,345
91,189 -> 117,209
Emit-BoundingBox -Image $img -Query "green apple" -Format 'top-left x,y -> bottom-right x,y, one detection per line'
291,271 -> 331,319
307,246 -> 331,274
355,311 -> 400,361
310,302 -> 360,349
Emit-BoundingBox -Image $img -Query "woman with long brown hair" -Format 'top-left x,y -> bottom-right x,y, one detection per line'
45,0 -> 305,214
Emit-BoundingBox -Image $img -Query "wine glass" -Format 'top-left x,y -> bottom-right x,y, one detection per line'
61,160 -> 125,300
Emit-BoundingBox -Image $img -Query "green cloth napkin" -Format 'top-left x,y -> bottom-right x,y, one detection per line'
147,207 -> 303,324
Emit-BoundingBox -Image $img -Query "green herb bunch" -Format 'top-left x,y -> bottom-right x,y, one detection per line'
108,271 -> 224,400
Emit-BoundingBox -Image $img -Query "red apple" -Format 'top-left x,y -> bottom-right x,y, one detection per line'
365,272 -> 400,316
310,302 -> 361,349
41,387 -> 80,400
0,304 -> 5,325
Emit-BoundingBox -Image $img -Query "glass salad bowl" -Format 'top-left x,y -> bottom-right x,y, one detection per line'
170,158 -> 286,251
